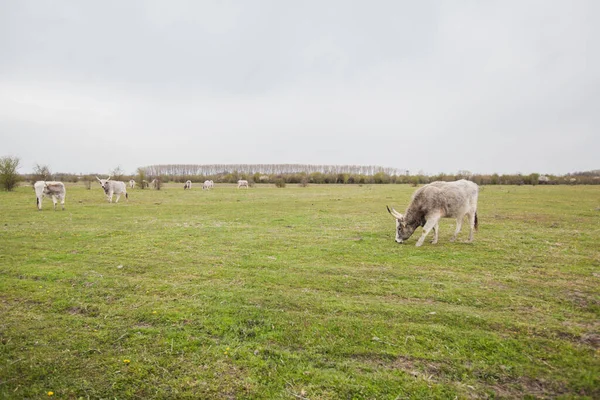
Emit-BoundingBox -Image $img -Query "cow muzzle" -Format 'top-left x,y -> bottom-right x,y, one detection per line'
395,238 -> 403,244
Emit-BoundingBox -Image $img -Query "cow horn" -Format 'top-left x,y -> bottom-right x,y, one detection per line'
96,176 -> 101,182
387,206 -> 403,219
106,176 -> 111,181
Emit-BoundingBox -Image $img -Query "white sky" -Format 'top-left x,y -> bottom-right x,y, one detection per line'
1,0 -> 598,175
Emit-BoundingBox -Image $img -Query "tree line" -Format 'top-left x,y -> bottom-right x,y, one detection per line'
1,157 -> 599,191
141,164 -> 403,177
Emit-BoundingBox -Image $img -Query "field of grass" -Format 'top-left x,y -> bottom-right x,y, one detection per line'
0,183 -> 598,399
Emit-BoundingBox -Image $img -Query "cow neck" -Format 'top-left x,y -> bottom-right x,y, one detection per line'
404,206 -> 425,228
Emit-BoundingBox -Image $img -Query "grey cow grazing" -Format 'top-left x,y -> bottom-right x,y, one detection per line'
387,179 -> 479,247
96,176 -> 128,203
34,181 -> 66,210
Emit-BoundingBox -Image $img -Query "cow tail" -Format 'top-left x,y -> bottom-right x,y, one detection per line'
474,212 -> 478,231
126,192 -> 129,199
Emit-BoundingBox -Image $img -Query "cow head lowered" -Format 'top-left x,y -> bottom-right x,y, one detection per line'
387,206 -> 417,244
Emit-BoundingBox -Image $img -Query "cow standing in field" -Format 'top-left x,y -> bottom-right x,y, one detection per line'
34,181 -> 66,211
129,180 -> 136,189
184,180 -> 192,189
96,176 -> 128,203
150,179 -> 158,189
203,180 -> 214,190
387,179 -> 479,247
237,180 -> 249,189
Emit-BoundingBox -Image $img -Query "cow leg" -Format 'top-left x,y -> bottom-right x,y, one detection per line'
52,195 -> 58,211
450,215 -> 465,242
416,216 -> 440,247
37,196 -> 42,210
59,195 -> 65,210
115,194 -> 121,203
466,213 -> 476,242
431,222 -> 439,244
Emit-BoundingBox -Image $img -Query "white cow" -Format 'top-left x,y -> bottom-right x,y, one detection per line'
184,180 -> 192,189
96,176 -> 128,203
34,181 -> 66,211
203,180 -> 214,190
237,180 -> 249,189
150,179 -> 158,189
129,179 -> 136,189
387,180 -> 479,247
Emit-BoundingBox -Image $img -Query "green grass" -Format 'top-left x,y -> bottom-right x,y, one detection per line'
1,183 -> 598,399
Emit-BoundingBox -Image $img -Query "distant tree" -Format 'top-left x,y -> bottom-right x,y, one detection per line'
82,174 -> 94,190
136,167 -> 147,189
490,174 -> 499,185
0,156 -> 21,191
111,166 -> 125,181
32,163 -> 52,183
373,172 -> 390,184
529,173 -> 540,186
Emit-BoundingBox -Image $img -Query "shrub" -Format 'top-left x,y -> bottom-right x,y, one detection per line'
0,156 -> 21,191
274,177 -> 286,188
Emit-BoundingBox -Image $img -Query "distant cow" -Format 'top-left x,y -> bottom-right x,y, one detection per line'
129,179 -> 136,189
34,181 -> 66,211
387,180 -> 479,247
203,180 -> 214,190
150,179 -> 158,189
237,180 -> 249,189
96,176 -> 128,203
184,180 -> 192,189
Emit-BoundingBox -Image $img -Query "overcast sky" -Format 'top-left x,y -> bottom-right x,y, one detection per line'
1,1 -> 598,175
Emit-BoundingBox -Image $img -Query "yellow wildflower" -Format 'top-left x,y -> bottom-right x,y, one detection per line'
123,359 -> 131,364
47,392 -> 54,396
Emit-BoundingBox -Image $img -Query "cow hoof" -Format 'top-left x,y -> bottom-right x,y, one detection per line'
431,240 -> 438,244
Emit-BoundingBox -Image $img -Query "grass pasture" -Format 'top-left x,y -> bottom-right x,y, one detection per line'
0,183 -> 599,399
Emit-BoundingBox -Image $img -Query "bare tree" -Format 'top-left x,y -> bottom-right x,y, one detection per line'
111,166 -> 125,181
32,163 -> 52,183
